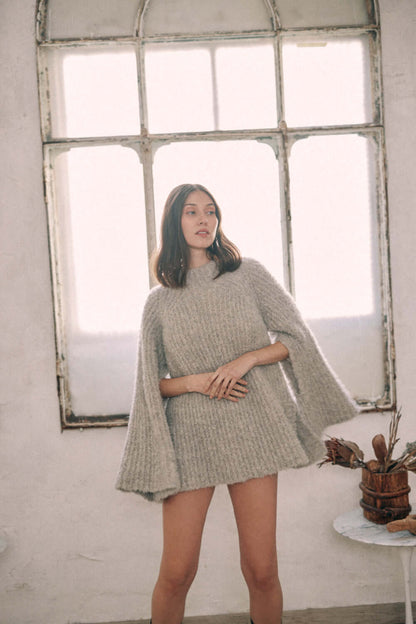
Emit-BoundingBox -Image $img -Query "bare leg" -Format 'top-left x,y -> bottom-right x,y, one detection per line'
151,486 -> 215,624
228,474 -> 282,624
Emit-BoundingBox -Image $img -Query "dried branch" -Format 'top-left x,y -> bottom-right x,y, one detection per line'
384,409 -> 402,472
391,441 -> 416,473
317,410 -> 415,474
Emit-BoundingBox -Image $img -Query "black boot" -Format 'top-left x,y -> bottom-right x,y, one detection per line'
250,620 -> 282,624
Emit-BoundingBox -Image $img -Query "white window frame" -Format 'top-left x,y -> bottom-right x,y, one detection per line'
36,0 -> 395,428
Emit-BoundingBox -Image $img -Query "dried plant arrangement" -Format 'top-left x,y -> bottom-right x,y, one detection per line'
318,409 -> 416,475
319,410 -> 416,524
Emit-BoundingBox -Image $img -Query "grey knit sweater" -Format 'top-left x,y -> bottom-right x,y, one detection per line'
116,258 -> 358,502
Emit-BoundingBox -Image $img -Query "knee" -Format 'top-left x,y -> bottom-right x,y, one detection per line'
241,560 -> 279,594
157,562 -> 198,596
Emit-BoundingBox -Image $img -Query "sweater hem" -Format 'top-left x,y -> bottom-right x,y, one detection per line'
124,449 -> 326,502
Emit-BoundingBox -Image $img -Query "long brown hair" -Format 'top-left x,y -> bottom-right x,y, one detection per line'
153,183 -> 241,288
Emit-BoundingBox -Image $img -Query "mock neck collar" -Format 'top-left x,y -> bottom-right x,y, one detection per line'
186,260 -> 218,286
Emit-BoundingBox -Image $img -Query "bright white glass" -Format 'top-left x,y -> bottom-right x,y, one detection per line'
290,134 -> 378,318
289,134 -> 384,399
145,40 -> 277,133
54,146 -> 148,415
216,42 -> 277,130
282,36 -> 372,127
152,140 -> 283,283
55,146 -> 148,332
145,44 -> 214,133
48,46 -> 140,138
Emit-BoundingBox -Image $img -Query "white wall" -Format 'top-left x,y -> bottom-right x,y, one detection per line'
1,2 -> 415,623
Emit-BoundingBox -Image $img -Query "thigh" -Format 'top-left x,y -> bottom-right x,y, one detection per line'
159,486 -> 215,576
228,474 -> 278,569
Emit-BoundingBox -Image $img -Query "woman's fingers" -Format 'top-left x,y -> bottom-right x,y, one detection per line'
229,390 -> 247,399
212,376 -> 235,399
204,372 -> 219,394
232,383 -> 249,395
199,373 -> 248,401
205,355 -> 255,397
225,395 -> 239,402
206,373 -> 223,398
204,370 -> 249,400
222,378 -> 249,399
215,378 -> 231,399
211,379 -> 249,400
225,386 -> 249,402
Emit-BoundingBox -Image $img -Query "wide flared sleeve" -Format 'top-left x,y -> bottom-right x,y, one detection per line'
115,289 -> 180,502
244,259 -> 359,432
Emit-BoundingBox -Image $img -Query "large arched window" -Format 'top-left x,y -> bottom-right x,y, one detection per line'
36,0 -> 394,428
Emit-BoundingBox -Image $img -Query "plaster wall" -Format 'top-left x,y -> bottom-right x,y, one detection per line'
0,1 -> 416,623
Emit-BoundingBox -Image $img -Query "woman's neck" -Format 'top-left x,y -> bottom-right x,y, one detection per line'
187,249 -> 211,269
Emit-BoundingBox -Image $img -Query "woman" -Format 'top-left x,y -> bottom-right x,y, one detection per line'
116,183 -> 358,624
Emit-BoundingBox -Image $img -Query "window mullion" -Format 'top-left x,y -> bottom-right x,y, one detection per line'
37,45 -> 52,142
142,31 -> 274,45
137,40 -> 149,131
274,32 -> 284,124
280,26 -> 378,38
209,45 -> 220,131
137,34 -> 157,289
43,145 -> 73,427
372,128 -> 395,408
133,140 -> 158,288
369,30 -> 383,126
275,28 -> 295,294
277,129 -> 295,295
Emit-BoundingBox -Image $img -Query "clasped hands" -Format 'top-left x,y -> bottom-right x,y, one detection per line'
161,342 -> 287,401
199,352 -> 256,403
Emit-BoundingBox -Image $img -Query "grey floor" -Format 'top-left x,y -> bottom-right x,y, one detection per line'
80,600 -> 416,624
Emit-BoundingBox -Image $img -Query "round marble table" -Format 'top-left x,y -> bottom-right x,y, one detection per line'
334,508 -> 416,624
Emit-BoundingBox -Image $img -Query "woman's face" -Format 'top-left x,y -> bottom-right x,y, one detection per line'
180,190 -> 219,252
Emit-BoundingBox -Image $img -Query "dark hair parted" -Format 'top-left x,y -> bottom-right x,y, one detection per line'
153,183 -> 241,288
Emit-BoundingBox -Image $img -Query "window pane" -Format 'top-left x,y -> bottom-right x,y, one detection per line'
216,41 -> 277,130
54,146 -> 148,415
153,141 -> 283,282
46,0 -> 141,39
146,40 -> 277,133
47,45 -> 140,138
289,134 -> 384,400
143,0 -> 273,35
145,43 -> 214,133
282,36 -> 372,127
276,0 -> 372,28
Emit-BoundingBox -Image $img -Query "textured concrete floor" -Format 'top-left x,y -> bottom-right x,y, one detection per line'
79,600 -> 416,624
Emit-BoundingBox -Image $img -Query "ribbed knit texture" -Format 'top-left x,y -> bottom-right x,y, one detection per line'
116,258 -> 358,502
